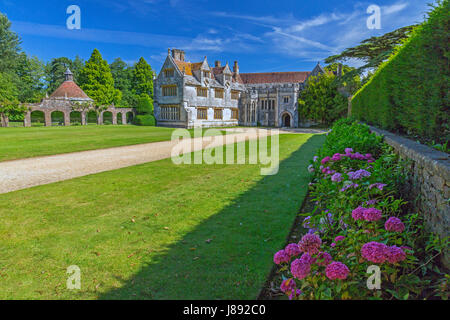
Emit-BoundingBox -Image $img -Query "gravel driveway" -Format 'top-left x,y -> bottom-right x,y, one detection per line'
0,129 -> 287,194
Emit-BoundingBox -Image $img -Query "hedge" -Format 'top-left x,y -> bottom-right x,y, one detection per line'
134,114 -> 156,126
351,0 -> 449,144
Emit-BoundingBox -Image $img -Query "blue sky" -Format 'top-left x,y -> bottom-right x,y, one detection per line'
1,0 -> 430,73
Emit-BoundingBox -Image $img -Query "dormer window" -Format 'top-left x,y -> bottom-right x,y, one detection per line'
224,75 -> 231,82
203,71 -> 211,78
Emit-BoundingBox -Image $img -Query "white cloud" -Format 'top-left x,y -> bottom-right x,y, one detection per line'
382,3 -> 409,15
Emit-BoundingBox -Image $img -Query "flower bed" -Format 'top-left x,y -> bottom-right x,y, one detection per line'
272,119 -> 449,300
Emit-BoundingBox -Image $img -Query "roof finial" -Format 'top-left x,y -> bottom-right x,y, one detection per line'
64,68 -> 74,81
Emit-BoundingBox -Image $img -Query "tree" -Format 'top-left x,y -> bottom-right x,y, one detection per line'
16,53 -> 46,103
110,58 -> 135,107
325,25 -> 416,80
78,49 -> 121,106
132,57 -> 153,98
45,57 -> 73,93
135,94 -> 153,115
0,12 -> 21,73
0,72 -> 24,126
298,72 -> 347,125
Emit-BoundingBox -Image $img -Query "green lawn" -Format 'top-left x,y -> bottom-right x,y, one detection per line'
0,125 -> 230,162
0,134 -> 325,299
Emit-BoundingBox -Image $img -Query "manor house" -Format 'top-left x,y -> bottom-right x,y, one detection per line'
154,49 -> 325,128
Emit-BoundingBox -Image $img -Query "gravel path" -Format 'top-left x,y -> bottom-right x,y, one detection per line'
0,129 -> 294,194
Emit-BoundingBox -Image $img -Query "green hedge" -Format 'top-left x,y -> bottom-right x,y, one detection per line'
134,114 -> 156,126
352,0 -> 449,144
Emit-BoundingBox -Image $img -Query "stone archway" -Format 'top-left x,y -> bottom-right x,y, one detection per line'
70,111 -> 82,125
116,112 -> 123,125
281,112 -> 292,128
102,111 -> 113,125
30,110 -> 45,127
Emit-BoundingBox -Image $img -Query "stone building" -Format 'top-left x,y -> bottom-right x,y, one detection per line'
22,69 -> 135,127
154,49 -> 325,128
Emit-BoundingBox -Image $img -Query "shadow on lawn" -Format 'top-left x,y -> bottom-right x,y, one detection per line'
99,134 -> 325,300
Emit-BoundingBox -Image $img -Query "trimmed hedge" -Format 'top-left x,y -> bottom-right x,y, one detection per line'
134,114 -> 156,126
352,0 -> 449,144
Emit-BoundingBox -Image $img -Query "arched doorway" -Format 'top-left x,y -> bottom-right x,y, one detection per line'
87,111 -> 97,125
70,111 -> 82,125
282,113 -> 291,127
103,111 -> 113,125
116,112 -> 123,125
51,111 -> 64,126
126,112 -> 133,124
31,110 -> 45,127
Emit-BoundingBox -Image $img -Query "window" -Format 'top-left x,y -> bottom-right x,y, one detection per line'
214,108 -> 223,120
231,108 -> 238,120
160,105 -> 180,120
197,87 -> 208,97
197,107 -> 208,120
231,91 -> 240,100
284,96 -> 289,103
215,89 -> 224,99
164,69 -> 174,77
162,85 -> 177,97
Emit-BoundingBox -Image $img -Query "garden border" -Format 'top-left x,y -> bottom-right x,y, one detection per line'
368,125 -> 450,270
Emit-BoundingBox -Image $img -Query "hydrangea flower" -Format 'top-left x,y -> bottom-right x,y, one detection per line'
363,208 -> 382,221
331,153 -> 342,162
321,156 -> 331,165
344,148 -> 353,154
315,251 -> 332,266
274,250 -> 290,265
385,246 -> 406,264
385,217 -> 405,232
334,236 -> 345,242
352,206 -> 366,221
298,233 -> 322,255
325,262 -> 350,280
369,183 -> 387,190
361,242 -> 388,264
291,258 -> 311,280
299,252 -> 313,264
280,278 -> 296,294
285,243 -> 301,258
348,169 -> 371,180
331,173 -> 343,182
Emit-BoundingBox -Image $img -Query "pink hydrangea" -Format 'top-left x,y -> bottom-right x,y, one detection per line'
331,153 -> 342,161
280,278 -> 296,294
385,246 -> 406,264
363,208 -> 382,221
285,243 -> 301,258
344,148 -> 353,154
273,250 -> 290,265
298,233 -> 322,255
315,251 -> 333,266
385,217 -> 405,232
299,252 -> 313,264
290,258 -> 311,280
330,242 -> 336,247
334,236 -> 345,242
321,156 -> 331,165
352,206 -> 366,221
361,242 -> 388,264
325,262 -> 349,280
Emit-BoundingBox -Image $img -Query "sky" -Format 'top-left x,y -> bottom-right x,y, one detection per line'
0,0 -> 431,74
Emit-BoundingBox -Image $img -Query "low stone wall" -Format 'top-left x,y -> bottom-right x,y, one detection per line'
369,126 -> 450,269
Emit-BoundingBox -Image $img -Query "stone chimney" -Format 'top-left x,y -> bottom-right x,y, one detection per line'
64,68 -> 74,81
171,49 -> 185,61
215,61 -> 221,68
233,61 -> 239,74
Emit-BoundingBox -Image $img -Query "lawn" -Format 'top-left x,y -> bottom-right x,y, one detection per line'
0,133 -> 325,299
0,125 -> 229,162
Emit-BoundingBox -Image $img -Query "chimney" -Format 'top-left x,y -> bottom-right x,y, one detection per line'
337,63 -> 343,77
171,49 -> 185,61
215,61 -> 221,68
233,61 -> 239,74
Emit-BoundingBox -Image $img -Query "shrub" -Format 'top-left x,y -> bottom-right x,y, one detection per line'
135,94 -> 153,115
273,120 -> 449,300
134,114 -> 155,126
351,1 -> 449,145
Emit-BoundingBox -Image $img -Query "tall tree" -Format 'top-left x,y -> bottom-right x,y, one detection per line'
78,49 -> 121,106
45,57 -> 73,93
0,12 -> 21,73
16,53 -> 46,103
132,57 -> 153,98
0,72 -> 23,126
110,58 -> 136,107
325,25 -> 416,80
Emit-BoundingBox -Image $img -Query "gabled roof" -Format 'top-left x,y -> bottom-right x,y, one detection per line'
49,80 -> 92,101
240,72 -> 311,84
174,60 -> 193,76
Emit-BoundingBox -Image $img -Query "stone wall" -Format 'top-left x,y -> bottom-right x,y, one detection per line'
369,126 -> 450,269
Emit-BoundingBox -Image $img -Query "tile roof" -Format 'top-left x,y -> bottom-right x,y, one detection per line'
240,72 -> 311,84
174,60 -> 193,76
49,80 -> 92,100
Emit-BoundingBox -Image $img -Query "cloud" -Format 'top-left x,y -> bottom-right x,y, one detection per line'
382,2 -> 409,15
